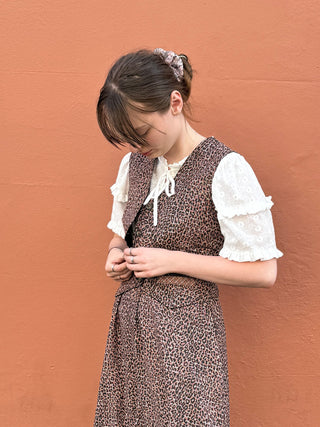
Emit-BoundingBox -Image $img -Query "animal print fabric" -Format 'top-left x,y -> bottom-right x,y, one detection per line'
94,137 -> 233,426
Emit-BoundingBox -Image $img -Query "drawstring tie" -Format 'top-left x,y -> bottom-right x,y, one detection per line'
143,169 -> 176,226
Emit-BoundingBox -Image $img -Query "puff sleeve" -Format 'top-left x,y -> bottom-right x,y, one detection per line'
106,152 -> 131,239
212,152 -> 283,262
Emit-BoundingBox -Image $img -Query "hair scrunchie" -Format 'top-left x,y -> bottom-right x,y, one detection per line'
153,48 -> 184,82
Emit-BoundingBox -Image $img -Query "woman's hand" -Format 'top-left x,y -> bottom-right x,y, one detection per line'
123,247 -> 171,278
105,248 -> 133,282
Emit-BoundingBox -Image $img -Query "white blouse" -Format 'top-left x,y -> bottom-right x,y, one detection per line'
107,148 -> 283,262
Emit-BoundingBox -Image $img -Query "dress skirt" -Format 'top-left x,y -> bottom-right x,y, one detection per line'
93,277 -> 230,427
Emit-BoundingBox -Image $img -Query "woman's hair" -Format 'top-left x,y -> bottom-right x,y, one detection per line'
96,48 -> 193,148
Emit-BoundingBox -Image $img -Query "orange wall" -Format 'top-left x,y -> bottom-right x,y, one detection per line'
1,1 -> 319,426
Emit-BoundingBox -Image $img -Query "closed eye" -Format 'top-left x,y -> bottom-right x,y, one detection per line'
140,129 -> 149,137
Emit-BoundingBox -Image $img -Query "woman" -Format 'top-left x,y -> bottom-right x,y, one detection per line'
93,48 -> 283,426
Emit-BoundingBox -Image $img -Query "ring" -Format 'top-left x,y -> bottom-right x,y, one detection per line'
131,256 -> 135,264
129,247 -> 133,255
111,264 -> 115,272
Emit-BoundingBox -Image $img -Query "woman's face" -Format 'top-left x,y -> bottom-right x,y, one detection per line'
127,91 -> 184,159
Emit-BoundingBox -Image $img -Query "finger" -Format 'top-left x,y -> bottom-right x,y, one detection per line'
106,263 -> 116,273
134,270 -> 150,278
106,259 -> 126,273
110,263 -> 116,273
109,264 -> 132,276
106,268 -> 123,277
106,270 -> 118,277
118,267 -> 131,275
108,255 -> 125,264
122,269 -> 133,277
113,270 -> 133,281
113,262 -> 130,272
119,271 -> 133,280
107,271 -> 126,279
123,247 -> 140,256
106,260 -> 123,272
126,262 -> 145,271
123,255 -> 142,265
107,272 -> 128,280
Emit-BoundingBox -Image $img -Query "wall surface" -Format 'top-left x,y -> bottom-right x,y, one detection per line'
1,1 -> 319,426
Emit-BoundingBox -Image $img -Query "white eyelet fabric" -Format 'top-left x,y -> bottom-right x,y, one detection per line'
211,152 -> 283,261
107,150 -> 283,262
107,152 -> 131,238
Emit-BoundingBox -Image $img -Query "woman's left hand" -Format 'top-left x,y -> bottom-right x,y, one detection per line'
123,247 -> 172,278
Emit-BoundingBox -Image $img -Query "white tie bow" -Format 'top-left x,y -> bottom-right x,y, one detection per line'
143,168 -> 176,226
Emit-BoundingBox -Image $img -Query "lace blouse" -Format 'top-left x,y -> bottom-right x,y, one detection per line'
107,147 -> 283,262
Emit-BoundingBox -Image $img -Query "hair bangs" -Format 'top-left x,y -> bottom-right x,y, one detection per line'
97,87 -> 148,148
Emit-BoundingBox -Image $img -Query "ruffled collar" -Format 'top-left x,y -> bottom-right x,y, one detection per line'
158,155 -> 188,169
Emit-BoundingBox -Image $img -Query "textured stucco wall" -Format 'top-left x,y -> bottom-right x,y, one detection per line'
1,1 -> 319,426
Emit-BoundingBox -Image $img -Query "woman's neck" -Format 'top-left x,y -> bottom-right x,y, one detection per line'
163,122 -> 206,165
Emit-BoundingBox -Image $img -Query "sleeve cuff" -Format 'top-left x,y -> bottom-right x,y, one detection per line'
107,220 -> 125,239
110,182 -> 128,202
219,246 -> 284,262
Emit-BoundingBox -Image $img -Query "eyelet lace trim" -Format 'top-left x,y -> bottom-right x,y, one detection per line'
219,246 -> 284,262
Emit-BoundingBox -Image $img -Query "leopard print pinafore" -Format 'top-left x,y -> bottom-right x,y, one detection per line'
94,137 -> 233,426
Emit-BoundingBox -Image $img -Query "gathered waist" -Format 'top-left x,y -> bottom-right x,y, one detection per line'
115,274 -> 219,309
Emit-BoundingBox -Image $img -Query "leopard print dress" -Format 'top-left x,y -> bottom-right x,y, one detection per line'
94,137 -> 233,426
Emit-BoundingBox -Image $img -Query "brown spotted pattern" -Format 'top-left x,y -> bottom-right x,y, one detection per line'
94,137 -> 234,426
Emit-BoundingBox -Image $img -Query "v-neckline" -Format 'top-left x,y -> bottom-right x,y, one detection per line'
159,136 -> 214,182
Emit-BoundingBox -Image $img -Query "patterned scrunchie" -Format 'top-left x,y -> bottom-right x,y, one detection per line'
153,48 -> 184,82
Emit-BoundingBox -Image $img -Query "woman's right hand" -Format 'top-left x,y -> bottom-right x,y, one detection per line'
105,247 -> 133,282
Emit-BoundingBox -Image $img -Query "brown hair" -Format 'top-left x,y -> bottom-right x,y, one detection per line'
96,48 -> 193,148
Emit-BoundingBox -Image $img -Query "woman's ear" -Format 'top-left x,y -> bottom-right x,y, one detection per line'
170,90 -> 183,115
